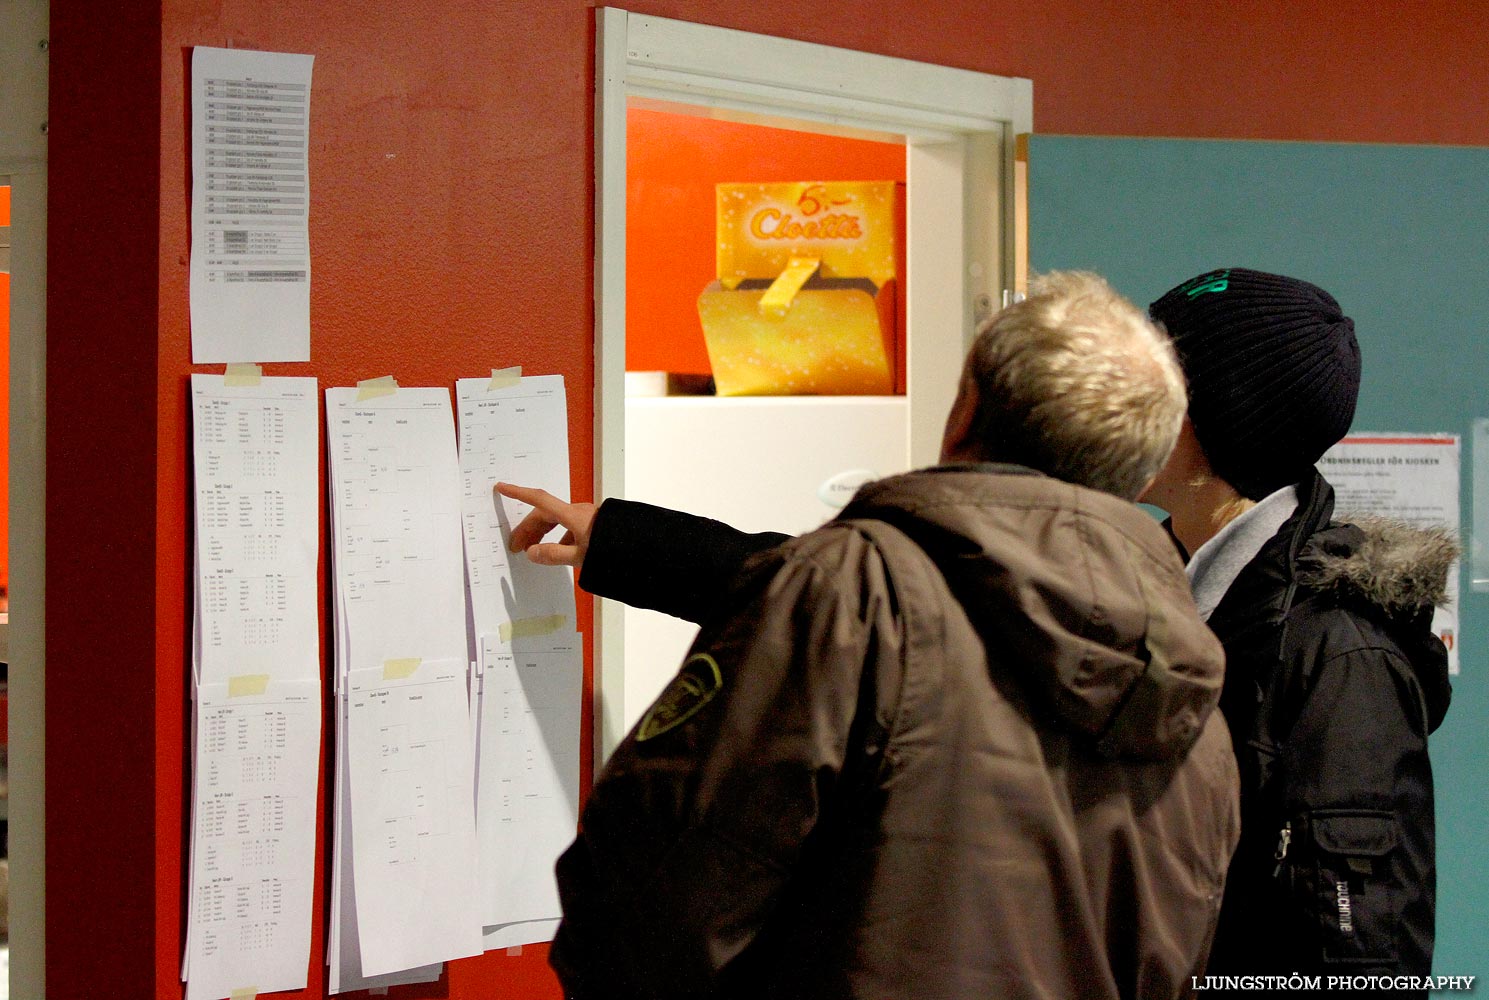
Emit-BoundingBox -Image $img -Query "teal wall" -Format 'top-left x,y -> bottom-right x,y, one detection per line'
1028,135 -> 1488,973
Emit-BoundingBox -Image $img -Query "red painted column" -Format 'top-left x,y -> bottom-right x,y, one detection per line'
45,5 -> 163,996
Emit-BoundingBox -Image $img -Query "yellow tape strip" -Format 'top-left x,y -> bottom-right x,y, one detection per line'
757,255 -> 820,316
227,674 -> 270,698
230,987 -> 258,1000
488,365 -> 522,390
498,614 -> 567,642
383,657 -> 421,680
223,363 -> 263,386
356,375 -> 399,401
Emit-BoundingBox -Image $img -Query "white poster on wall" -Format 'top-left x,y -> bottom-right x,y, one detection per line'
1318,433 -> 1461,674
1473,419 -> 1488,594
190,46 -> 315,362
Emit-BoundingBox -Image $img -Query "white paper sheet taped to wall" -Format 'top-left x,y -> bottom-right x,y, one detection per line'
190,47 -> 315,363
1319,433 -> 1462,673
185,374 -> 322,1000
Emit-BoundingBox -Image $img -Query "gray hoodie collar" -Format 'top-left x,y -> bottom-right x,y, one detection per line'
1186,485 -> 1300,621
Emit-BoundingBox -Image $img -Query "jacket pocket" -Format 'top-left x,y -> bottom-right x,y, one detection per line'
1297,809 -> 1401,965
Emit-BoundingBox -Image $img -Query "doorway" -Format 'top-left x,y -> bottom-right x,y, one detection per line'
593,8 -> 1031,758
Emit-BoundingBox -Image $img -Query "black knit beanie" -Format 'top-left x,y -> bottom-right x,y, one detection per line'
1149,268 -> 1361,500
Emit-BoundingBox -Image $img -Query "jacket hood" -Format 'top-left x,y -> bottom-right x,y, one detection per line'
1300,514 -> 1458,732
1212,471 -> 1456,734
1297,517 -> 1459,618
839,466 -> 1225,762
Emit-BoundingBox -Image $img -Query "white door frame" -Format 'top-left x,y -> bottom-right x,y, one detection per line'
593,7 -> 1031,759
2,0 -> 50,994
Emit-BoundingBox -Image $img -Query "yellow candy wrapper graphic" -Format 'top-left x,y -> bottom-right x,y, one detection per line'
701,181 -> 897,396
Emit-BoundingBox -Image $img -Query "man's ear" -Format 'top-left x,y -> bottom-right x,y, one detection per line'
938,374 -> 979,463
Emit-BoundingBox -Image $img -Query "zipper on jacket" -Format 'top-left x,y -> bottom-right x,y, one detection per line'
1272,821 -> 1292,878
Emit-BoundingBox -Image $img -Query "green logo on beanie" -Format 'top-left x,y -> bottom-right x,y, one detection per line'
1181,269 -> 1231,298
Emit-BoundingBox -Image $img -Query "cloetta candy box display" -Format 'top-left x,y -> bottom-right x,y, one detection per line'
698,181 -> 897,396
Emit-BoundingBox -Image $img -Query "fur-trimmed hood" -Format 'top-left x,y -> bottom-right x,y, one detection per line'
1297,516 -> 1460,618
1206,471 -> 1454,737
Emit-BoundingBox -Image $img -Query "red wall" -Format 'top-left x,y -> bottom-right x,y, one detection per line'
42,1 -> 1489,997
48,7 -> 162,994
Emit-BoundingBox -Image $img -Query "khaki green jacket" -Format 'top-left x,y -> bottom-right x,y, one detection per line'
553,467 -> 1240,1000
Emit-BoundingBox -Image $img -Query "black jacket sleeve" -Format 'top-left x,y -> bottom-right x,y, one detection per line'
577,498 -> 793,624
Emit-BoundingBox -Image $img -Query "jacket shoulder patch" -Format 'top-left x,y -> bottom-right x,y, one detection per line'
636,653 -> 723,742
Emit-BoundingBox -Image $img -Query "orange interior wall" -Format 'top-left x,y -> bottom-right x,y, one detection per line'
625,109 -> 905,379
39,1 -> 1489,997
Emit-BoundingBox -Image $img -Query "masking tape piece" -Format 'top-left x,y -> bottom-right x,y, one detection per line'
228,674 -> 270,698
223,363 -> 263,386
356,375 -> 399,401
383,657 -> 422,681
758,256 -> 820,317
230,988 -> 258,1000
488,365 -> 523,390
506,945 -> 524,956
498,614 -> 567,642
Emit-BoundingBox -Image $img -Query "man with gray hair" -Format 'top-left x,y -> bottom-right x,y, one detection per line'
529,271 -> 1240,1000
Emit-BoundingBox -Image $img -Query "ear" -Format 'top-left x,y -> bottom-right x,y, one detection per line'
938,373 -> 980,463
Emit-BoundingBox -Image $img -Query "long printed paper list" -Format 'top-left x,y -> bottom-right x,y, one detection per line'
185,374 -> 322,1000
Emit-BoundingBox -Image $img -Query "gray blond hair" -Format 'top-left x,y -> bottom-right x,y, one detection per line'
963,270 -> 1186,500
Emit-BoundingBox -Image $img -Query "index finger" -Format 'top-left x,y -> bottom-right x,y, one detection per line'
496,482 -> 574,550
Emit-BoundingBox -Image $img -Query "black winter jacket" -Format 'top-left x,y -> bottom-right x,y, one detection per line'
1198,471 -> 1453,978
